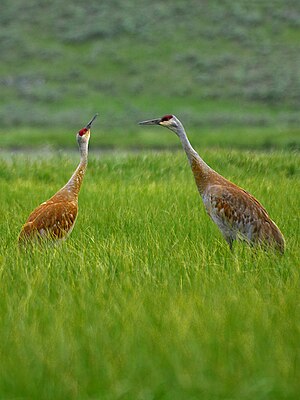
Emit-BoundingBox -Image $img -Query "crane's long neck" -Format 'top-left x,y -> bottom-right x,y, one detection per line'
62,140 -> 89,200
176,124 -> 212,194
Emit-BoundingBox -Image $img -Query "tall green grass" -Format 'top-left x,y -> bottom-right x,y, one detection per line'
0,150 -> 299,399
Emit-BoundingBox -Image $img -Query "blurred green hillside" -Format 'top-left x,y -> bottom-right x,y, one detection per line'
1,0 -> 300,148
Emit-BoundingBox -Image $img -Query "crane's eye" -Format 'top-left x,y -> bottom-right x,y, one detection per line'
161,115 -> 173,122
78,128 -> 88,136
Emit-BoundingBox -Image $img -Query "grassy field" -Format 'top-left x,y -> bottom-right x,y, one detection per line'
1,0 -> 300,398
0,149 -> 299,399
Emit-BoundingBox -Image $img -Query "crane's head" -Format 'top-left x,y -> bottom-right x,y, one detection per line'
77,113 -> 98,144
138,114 -> 183,136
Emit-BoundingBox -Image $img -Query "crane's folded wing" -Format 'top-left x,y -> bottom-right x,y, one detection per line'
205,184 -> 271,228
20,201 -> 78,240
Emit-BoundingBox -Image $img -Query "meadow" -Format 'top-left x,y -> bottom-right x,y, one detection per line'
0,148 -> 299,399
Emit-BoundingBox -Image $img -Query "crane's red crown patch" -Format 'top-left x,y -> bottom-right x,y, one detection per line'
161,114 -> 173,122
78,127 -> 88,136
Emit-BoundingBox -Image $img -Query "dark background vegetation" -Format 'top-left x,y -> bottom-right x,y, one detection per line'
1,0 -> 300,149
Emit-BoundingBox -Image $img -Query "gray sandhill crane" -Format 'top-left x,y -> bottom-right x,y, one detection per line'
139,114 -> 285,253
19,114 -> 98,244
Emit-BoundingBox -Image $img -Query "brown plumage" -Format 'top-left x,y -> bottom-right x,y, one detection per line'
18,114 -> 98,244
139,114 -> 285,253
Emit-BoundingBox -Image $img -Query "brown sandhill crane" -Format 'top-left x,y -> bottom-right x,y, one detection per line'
19,114 -> 98,244
139,114 -> 285,253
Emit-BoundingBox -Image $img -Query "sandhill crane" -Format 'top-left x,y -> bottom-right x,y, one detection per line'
18,114 -> 98,244
139,114 -> 285,253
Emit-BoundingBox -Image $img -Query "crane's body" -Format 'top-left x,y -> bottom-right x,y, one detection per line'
19,114 -> 98,244
139,115 -> 285,253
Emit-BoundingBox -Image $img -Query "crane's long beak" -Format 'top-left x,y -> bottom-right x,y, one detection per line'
86,113 -> 99,129
138,118 -> 161,126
